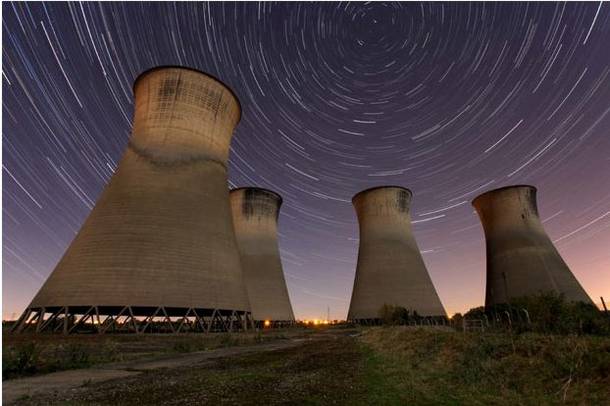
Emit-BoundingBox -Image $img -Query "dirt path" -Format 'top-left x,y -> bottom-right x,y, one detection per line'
3,338 -> 306,404
11,328 -> 364,405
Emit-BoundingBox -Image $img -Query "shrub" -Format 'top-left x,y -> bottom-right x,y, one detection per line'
378,305 -> 429,325
219,333 -> 237,347
378,304 -> 396,325
450,312 -> 464,328
391,306 -> 410,325
3,342 -> 40,379
68,344 -> 90,368
511,293 -> 609,335
463,292 -> 609,336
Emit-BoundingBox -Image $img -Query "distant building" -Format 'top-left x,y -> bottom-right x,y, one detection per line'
347,186 -> 446,322
472,185 -> 593,307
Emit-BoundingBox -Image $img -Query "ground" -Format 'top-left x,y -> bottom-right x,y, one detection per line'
3,327 -> 301,380
4,325 -> 610,405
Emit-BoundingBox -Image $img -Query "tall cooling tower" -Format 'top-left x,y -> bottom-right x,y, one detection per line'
230,188 -> 295,326
13,66 -> 252,334
472,185 -> 593,307
347,186 -> 446,322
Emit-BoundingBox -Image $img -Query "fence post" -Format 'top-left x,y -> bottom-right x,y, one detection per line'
521,309 -> 531,325
503,311 -> 512,328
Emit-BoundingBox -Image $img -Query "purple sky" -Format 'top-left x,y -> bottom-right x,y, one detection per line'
3,2 -> 609,320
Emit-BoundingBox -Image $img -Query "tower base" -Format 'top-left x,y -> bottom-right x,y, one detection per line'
253,320 -> 296,329
349,316 -> 449,326
10,306 -> 253,334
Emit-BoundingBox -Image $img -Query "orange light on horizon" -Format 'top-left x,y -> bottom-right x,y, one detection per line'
264,320 -> 271,327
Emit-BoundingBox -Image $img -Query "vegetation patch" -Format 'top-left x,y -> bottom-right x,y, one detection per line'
15,334 -> 367,405
2,328 -> 299,381
359,326 -> 610,405
454,292 -> 609,336
5,323 -> 610,405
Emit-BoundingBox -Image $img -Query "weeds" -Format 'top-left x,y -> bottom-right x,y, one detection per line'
60,343 -> 92,368
172,341 -> 194,353
219,333 -> 238,347
3,342 -> 40,379
359,327 -> 610,404
463,293 -> 610,336
2,341 -> 95,380
2,328 -> 307,381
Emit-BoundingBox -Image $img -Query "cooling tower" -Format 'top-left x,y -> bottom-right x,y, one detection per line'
347,186 -> 446,322
13,66 -> 252,334
230,188 -> 295,325
472,185 -> 593,307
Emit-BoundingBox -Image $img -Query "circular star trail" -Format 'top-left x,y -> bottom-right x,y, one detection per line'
3,2 -> 610,320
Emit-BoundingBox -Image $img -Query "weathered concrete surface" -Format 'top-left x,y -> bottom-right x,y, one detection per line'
23,67 -> 250,314
472,185 -> 593,306
230,188 -> 295,321
348,186 -> 446,320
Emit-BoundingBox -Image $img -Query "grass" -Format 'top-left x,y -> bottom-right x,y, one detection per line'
358,326 -> 610,405
2,329 -> 296,380
7,326 -> 610,405
15,332 -> 367,405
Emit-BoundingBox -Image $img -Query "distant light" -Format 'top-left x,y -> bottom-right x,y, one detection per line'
264,320 -> 271,327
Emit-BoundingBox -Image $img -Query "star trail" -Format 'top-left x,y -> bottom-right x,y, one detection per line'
3,2 -> 610,320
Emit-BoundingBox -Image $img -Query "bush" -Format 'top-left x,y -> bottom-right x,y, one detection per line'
378,304 -> 408,325
3,342 -> 40,379
450,312 -> 464,328
219,333 -> 238,347
464,292 -> 609,335
391,306 -> 410,325
463,306 -> 486,320
378,304 -> 428,325
378,304 -> 395,325
61,343 -> 91,369
511,293 -> 609,335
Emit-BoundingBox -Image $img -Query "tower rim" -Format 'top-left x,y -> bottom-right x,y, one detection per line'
133,65 -> 242,123
352,185 -> 412,204
471,184 -> 537,207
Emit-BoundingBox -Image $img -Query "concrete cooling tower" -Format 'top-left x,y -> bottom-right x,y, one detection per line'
347,186 -> 446,322
472,185 -> 593,307
230,188 -> 295,326
13,66 -> 252,334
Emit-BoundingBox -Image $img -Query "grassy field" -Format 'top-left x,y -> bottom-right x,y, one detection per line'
2,327 -> 302,381
6,325 -> 610,405
359,326 -> 610,405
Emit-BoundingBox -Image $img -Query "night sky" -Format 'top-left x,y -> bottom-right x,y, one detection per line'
3,2 -> 610,321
